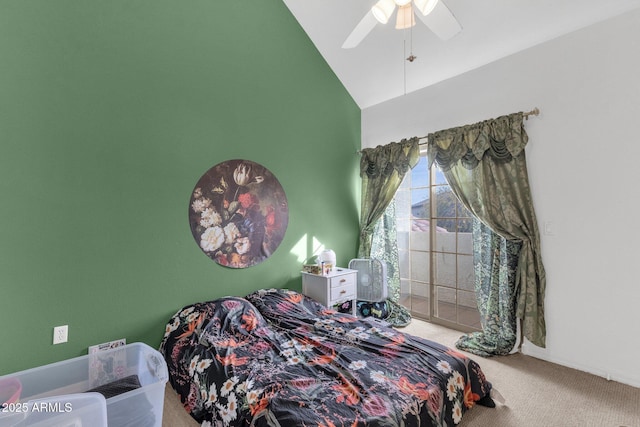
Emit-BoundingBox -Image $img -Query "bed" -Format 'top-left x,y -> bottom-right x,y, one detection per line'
160,288 -> 493,426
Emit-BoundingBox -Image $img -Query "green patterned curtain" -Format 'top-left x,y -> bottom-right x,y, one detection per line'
456,219 -> 523,356
358,139 -> 420,258
370,200 -> 411,327
426,112 -> 547,350
359,139 -> 420,327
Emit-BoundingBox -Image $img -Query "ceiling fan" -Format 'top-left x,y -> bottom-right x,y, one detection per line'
342,0 -> 462,49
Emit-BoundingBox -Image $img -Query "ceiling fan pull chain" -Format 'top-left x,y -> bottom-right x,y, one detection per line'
406,5 -> 417,63
403,39 -> 407,95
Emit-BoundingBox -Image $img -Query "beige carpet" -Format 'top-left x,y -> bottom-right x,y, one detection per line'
162,319 -> 640,427
163,385 -> 200,427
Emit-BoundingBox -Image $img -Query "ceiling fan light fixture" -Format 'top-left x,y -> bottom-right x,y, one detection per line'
372,0 -> 396,24
395,4 -> 416,29
414,0 -> 439,16
394,0 -> 412,6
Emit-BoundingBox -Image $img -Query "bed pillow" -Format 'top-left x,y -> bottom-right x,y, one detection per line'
245,288 -> 335,325
199,297 -> 269,346
161,297 -> 268,351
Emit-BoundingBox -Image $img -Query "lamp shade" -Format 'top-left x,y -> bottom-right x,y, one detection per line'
317,249 -> 336,271
395,4 -> 415,29
414,0 -> 439,16
372,0 -> 396,24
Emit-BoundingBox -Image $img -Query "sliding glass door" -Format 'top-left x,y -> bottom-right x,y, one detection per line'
396,155 -> 480,331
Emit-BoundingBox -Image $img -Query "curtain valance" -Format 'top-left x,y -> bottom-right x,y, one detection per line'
360,138 -> 420,178
427,112 -> 528,171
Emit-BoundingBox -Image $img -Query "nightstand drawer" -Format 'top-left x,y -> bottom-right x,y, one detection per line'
331,283 -> 355,300
330,274 -> 355,289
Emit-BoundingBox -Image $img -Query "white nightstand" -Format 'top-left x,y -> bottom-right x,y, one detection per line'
301,268 -> 358,315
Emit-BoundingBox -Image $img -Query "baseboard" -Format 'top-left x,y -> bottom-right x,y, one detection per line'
522,344 -> 640,389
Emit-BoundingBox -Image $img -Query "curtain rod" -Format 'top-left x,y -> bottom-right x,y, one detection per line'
357,107 -> 541,154
416,107 -> 540,143
524,107 -> 540,119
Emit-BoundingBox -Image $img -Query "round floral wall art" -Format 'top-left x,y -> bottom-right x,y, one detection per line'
189,159 -> 288,268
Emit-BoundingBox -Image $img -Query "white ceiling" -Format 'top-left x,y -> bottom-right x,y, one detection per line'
283,0 -> 640,109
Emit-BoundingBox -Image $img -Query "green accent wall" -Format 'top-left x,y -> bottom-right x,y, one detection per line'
0,1 -> 360,375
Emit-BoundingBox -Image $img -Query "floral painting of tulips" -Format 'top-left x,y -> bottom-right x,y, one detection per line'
189,159 -> 288,268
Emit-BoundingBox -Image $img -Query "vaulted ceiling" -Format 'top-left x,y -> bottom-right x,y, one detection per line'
283,0 -> 640,109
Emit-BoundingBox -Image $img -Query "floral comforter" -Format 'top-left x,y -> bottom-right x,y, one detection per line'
160,289 -> 492,427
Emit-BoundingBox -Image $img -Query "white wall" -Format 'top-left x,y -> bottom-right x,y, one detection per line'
362,9 -> 640,388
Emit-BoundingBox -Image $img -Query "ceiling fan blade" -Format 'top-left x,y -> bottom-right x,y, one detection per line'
416,0 -> 462,40
342,10 -> 378,49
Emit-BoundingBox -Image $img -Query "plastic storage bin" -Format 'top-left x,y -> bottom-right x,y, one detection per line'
0,343 -> 168,427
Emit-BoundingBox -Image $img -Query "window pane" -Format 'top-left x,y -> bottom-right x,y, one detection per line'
434,188 -> 457,220
400,278 -> 410,295
457,217 -> 473,235
411,188 -> 429,219
434,252 -> 456,286
398,173 -> 410,189
410,226 -> 430,251
411,280 -> 429,298
398,248 -> 410,278
410,251 -> 429,282
456,200 -> 472,218
410,283 -> 430,317
395,190 -> 411,218
458,290 -> 481,329
457,255 -> 474,291
434,221 -> 456,252
397,230 -> 409,248
397,218 -> 410,233
434,166 -> 447,185
457,221 -> 473,255
458,289 -> 477,309
435,286 -> 456,322
435,218 -> 456,233
411,157 -> 430,186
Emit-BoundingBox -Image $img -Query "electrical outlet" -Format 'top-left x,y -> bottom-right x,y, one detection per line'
53,325 -> 68,345
543,221 -> 554,236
